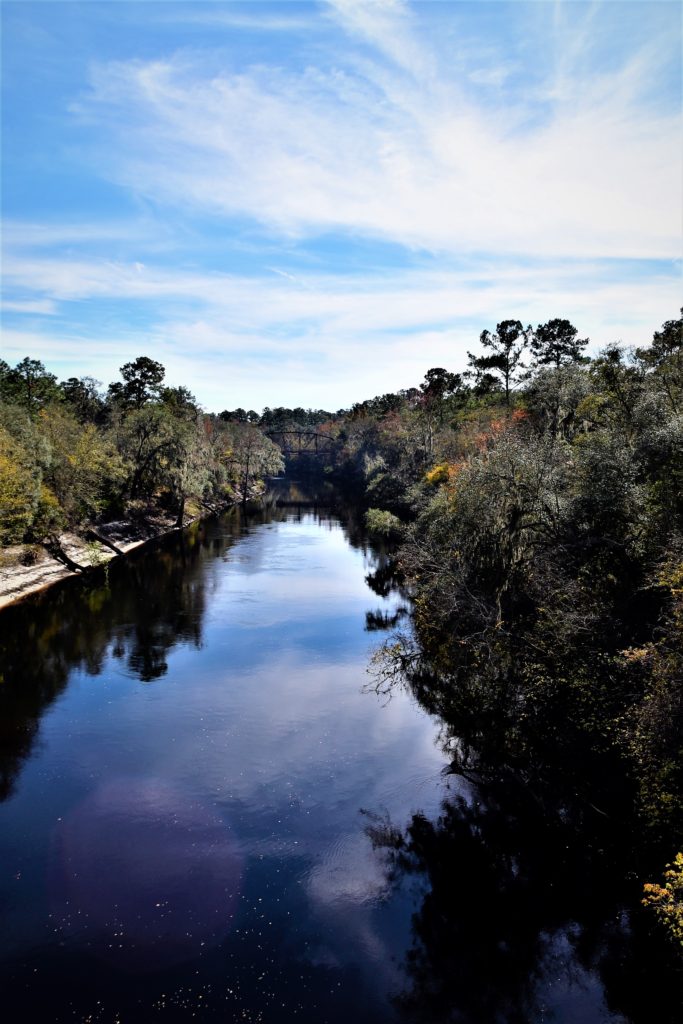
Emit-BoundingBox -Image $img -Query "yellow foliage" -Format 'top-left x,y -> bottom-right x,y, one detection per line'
620,646 -> 654,665
425,463 -> 450,486
0,425 -> 39,544
425,462 -> 466,488
33,484 -> 64,537
643,853 -> 683,951
656,561 -> 683,596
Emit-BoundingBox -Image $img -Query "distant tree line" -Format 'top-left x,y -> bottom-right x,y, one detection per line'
1,312 -> 681,953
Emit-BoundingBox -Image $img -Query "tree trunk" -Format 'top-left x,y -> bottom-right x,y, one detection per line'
175,492 -> 186,529
85,529 -> 124,556
242,452 -> 251,503
44,535 -> 85,573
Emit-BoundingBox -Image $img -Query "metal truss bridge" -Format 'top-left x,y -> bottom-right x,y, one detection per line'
265,429 -> 338,457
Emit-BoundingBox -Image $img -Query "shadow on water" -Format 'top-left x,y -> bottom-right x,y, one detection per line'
0,483 -> 418,1023
363,645 -> 683,1024
1,482 -> 680,1022
0,520 -> 209,799
0,499 -> 304,801
0,484 -> 391,804
368,779 -> 682,1023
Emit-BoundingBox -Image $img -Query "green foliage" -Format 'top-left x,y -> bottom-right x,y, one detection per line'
36,405 -> 125,528
530,318 -> 588,369
358,311 -> 683,944
0,352 -> 289,607
112,404 -> 177,499
107,355 -> 166,410
365,508 -> 404,540
30,484 -> 65,540
524,363 -> 591,438
635,309 -> 682,412
258,406 -> 332,429
212,421 -> 284,501
61,376 -> 104,423
467,320 -> 530,405
0,357 -> 61,414
0,425 -> 41,543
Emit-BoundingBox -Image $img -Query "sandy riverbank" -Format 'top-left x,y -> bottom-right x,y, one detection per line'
0,501 -> 233,611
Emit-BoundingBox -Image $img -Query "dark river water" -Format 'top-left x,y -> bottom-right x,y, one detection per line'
0,489 -> 674,1022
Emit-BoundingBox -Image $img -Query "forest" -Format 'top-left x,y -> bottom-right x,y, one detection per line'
1,311 -> 682,962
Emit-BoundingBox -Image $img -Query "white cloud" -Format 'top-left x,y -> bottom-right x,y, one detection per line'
467,65 -> 516,88
66,3 -> 680,261
2,1 -> 680,410
2,220 -> 153,248
3,248 -> 679,332
1,253 -> 678,410
0,299 -> 57,315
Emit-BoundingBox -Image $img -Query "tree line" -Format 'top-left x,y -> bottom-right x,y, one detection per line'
1,311 -> 681,959
322,311 -> 682,957
0,355 -> 284,550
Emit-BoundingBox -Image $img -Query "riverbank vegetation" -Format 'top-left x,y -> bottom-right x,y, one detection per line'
324,312 -> 683,971
0,356 -> 284,570
1,313 -> 681,970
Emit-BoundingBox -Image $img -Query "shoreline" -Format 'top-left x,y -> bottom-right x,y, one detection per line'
0,499 -> 235,611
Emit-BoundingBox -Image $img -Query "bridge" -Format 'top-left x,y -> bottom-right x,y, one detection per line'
265,429 -> 338,457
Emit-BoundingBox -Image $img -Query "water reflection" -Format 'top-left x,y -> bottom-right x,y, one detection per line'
366,659 -> 683,1024
50,777 -> 243,971
0,488 -> 445,1022
0,519 -> 216,797
0,493 -> 372,797
365,608 -> 408,632
1,485 -> 676,1022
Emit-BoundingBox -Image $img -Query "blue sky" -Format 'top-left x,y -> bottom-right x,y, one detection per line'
1,1 -> 681,411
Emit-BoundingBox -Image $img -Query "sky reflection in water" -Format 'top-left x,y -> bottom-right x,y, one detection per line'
0,500 -> 641,1022
0,505 -> 447,1021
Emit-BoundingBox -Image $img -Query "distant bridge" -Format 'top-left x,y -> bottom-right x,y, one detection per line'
265,429 -> 338,457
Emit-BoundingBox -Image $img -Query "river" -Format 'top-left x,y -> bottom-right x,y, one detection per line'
0,489 -> 672,1022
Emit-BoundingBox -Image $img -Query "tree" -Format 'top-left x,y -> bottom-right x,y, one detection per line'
36,405 -> 124,527
524,364 -> 591,439
0,360 -> 13,403
107,356 -> 166,410
420,368 -> 463,424
637,310 -> 683,368
223,407 -> 249,423
636,310 -> 683,412
61,376 -> 104,423
530,319 -> 588,369
216,423 -> 284,502
112,404 -> 176,499
163,418 -> 211,527
0,425 -> 41,543
1,357 -> 61,414
586,344 -> 645,437
160,385 -> 199,417
468,320 -> 529,406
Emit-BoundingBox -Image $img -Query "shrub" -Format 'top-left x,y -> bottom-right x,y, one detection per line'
365,508 -> 404,540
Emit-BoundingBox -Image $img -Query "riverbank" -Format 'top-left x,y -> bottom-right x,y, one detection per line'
0,497 -> 235,610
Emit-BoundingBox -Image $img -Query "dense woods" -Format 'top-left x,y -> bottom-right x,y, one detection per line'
0,355 -> 284,551
324,311 -> 683,968
1,312 -> 682,968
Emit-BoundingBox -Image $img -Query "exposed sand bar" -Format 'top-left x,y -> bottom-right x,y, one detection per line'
0,503 -> 233,611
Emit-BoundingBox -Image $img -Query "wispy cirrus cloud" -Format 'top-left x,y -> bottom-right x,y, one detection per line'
2,249 -> 678,410
1,0 -> 680,409
65,1 -> 680,261
4,246 -> 678,333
